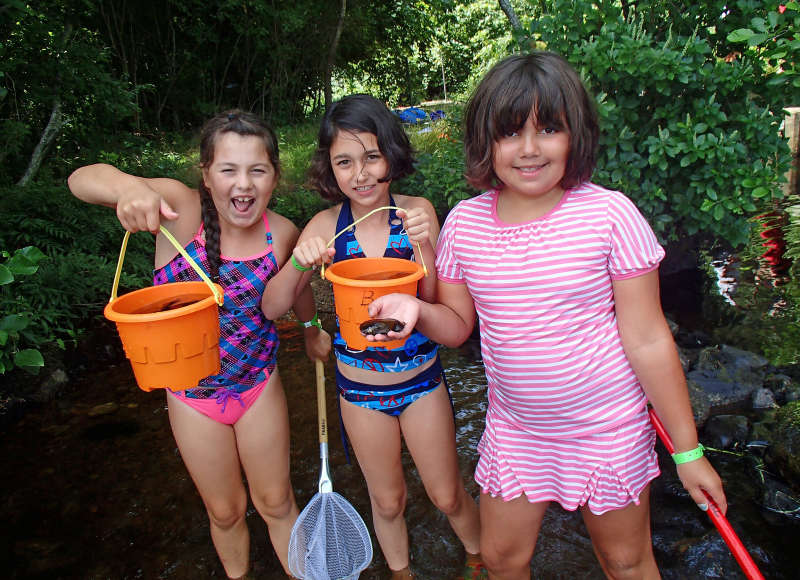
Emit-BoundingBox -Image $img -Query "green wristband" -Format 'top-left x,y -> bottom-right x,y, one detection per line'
672,444 -> 704,464
291,254 -> 312,272
299,312 -> 322,330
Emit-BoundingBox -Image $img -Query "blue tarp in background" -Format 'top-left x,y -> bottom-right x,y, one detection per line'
394,107 -> 446,124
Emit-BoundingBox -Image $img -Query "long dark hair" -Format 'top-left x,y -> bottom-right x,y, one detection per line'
198,109 -> 280,280
464,52 -> 598,191
307,94 -> 415,202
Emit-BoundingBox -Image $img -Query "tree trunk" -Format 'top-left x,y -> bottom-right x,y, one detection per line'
16,98 -> 63,187
498,0 -> 522,30
324,0 -> 347,110
17,22 -> 71,187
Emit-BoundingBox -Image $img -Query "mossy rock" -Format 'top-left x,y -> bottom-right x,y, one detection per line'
770,401 -> 800,485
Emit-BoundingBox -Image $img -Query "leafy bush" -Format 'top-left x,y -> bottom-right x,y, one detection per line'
727,2 -> 800,98
524,0 -> 793,247
0,246 -> 47,373
271,187 -> 330,229
0,183 -> 153,359
405,114 -> 479,219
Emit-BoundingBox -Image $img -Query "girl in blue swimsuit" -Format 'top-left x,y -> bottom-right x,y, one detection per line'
263,95 -> 484,579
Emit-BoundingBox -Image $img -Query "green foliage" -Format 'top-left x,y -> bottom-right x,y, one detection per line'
0,182 -> 153,368
336,0 -> 510,105
1,1 -> 138,184
727,2 -> 800,96
0,246 -> 47,374
404,114 -> 479,218
521,0 -> 793,247
271,187 -> 331,230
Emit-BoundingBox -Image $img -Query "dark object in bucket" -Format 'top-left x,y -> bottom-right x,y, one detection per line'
132,294 -> 206,315
360,318 -> 405,336
354,270 -> 409,281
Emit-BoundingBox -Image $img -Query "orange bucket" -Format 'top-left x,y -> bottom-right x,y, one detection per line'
324,257 -> 424,350
104,226 -> 224,392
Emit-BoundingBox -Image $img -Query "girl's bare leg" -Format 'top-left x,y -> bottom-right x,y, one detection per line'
400,385 -> 481,554
167,395 -> 250,578
480,493 -> 548,580
235,370 -> 299,574
340,397 -> 409,571
580,484 -> 660,580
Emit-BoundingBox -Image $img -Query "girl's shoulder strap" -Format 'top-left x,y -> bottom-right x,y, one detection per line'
333,200 -> 354,262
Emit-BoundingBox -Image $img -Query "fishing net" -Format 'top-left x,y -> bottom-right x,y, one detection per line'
288,360 -> 373,580
288,490 -> 372,580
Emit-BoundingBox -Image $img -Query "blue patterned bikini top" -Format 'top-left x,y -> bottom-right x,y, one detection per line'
332,197 -> 438,372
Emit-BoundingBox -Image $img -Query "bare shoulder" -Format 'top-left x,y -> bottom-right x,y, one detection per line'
299,204 -> 340,241
266,208 -> 300,238
266,209 -> 301,264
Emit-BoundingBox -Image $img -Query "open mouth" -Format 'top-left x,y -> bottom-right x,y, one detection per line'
232,196 -> 255,212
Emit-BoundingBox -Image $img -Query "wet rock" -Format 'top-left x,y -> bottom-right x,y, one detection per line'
31,368 -> 69,404
696,344 -> 768,376
750,409 -> 778,444
765,373 -> 800,404
752,387 -> 778,410
687,379 -> 712,426
686,366 -> 761,409
88,402 -> 120,417
768,401 -> 800,485
682,532 -> 747,578
704,414 -> 750,449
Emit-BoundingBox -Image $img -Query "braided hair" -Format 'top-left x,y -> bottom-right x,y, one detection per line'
198,110 -> 280,281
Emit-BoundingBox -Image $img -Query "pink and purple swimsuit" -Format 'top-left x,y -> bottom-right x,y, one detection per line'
152,214 -> 279,424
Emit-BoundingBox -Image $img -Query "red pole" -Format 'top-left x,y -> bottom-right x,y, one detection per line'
648,408 -> 765,580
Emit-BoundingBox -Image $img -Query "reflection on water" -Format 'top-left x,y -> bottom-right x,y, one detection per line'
1,319 -> 798,578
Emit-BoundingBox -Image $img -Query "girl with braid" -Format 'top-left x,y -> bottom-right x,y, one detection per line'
68,110 -> 331,580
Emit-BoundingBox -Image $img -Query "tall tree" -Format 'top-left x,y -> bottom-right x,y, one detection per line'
325,0 -> 347,110
498,0 -> 521,30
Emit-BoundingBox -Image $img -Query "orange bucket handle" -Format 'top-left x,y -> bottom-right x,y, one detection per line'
320,206 -> 428,278
110,225 -> 224,306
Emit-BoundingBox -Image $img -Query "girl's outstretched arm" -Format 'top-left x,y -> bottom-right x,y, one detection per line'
67,163 -> 185,233
613,270 -> 727,514
366,279 -> 476,348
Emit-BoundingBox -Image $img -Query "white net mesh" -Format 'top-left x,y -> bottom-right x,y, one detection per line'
288,491 -> 373,580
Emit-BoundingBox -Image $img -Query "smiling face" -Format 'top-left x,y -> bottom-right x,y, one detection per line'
201,132 -> 277,230
492,112 -> 570,206
329,130 -> 391,208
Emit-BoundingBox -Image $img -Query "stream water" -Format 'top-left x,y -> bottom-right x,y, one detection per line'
1,308 -> 799,579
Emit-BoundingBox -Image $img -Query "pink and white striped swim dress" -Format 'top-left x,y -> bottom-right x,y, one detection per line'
435,183 -> 665,514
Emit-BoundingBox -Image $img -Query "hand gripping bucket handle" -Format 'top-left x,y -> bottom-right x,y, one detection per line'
321,206 -> 427,350
109,226 -> 223,305
104,226 -> 224,392
319,206 -> 428,278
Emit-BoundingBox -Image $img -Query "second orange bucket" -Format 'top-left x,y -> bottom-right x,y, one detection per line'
324,257 -> 424,350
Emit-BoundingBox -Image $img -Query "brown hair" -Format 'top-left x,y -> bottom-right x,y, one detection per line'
307,94 -> 415,202
197,109 -> 280,280
463,52 -> 598,191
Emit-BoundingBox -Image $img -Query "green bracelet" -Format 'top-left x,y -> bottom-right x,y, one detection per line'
299,312 -> 322,330
291,254 -> 312,272
672,443 -> 705,464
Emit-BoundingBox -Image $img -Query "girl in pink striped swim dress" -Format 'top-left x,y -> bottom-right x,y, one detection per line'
366,52 -> 728,579
68,110 -> 331,579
